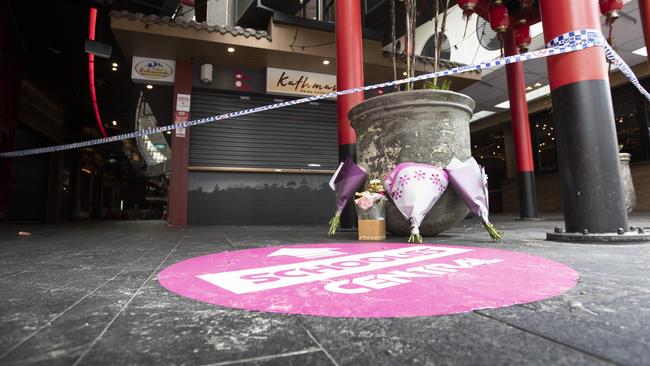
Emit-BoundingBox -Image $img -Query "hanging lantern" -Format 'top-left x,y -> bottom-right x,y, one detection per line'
457,0 -> 477,17
599,0 -> 624,23
515,20 -> 531,52
489,0 -> 510,33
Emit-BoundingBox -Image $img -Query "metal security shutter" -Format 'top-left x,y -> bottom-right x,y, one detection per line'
189,91 -> 338,170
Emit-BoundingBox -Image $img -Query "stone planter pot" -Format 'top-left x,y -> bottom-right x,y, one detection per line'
619,152 -> 636,213
349,89 -> 475,236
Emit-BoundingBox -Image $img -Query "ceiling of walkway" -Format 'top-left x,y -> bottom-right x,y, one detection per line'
461,0 -> 648,124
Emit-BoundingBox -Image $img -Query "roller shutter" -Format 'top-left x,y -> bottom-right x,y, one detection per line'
189,90 -> 339,170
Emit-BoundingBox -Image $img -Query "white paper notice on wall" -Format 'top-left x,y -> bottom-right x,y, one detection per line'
176,94 -> 191,112
175,111 -> 188,138
175,125 -> 186,137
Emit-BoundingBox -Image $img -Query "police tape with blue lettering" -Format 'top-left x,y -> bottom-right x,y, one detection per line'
1,29 -> 647,159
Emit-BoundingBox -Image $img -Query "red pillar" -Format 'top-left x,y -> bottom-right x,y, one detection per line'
168,60 -> 192,227
0,9 -> 21,222
335,0 -> 364,161
639,0 -> 650,70
504,30 -> 538,219
335,0 -> 365,228
540,0 -> 628,233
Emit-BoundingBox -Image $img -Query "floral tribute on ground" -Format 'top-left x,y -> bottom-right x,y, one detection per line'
446,157 -> 502,240
354,179 -> 388,240
327,157 -> 368,237
384,163 -> 449,243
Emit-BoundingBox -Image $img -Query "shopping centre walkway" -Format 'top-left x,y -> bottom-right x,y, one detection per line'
0,215 -> 649,366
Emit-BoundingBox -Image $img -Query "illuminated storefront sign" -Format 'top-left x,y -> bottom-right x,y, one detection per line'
266,67 -> 336,97
131,56 -> 176,84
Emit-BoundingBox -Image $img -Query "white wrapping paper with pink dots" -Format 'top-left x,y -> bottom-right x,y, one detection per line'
383,163 -> 448,235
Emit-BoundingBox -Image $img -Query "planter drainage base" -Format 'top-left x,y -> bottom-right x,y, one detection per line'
547,227 -> 650,243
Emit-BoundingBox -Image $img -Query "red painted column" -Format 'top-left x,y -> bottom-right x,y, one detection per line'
335,0 -> 364,161
0,9 -> 21,222
168,60 -> 192,227
540,0 -> 628,233
504,30 -> 538,219
639,0 -> 650,70
335,0 -> 365,228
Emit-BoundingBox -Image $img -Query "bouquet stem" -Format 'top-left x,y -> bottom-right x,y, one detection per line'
328,211 -> 342,237
408,233 -> 423,244
481,218 -> 503,241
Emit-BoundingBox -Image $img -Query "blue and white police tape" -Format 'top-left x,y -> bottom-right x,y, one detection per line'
1,29 -> 647,159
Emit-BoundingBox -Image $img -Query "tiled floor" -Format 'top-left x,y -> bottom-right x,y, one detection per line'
1,215 -> 649,365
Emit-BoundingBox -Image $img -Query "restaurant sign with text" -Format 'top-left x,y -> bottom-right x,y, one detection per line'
266,67 -> 336,97
131,56 -> 175,84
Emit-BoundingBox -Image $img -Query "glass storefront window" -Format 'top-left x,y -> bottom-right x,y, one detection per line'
471,127 -> 506,212
612,84 -> 644,160
530,110 -> 557,173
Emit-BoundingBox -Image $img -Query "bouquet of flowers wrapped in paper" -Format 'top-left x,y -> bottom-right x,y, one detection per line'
327,157 -> 368,237
384,163 -> 449,243
354,179 -> 388,241
446,157 -> 502,240
354,179 -> 387,220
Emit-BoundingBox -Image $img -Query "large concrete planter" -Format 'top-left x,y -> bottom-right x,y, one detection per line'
619,152 -> 636,213
349,89 -> 475,236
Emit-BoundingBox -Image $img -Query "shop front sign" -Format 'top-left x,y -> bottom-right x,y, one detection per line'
266,67 -> 336,97
131,56 -> 175,84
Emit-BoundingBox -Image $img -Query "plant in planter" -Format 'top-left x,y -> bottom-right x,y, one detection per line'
349,0 -> 475,236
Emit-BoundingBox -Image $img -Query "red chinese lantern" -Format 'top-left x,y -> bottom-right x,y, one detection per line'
599,0 -> 624,23
515,20 -> 531,52
457,0 -> 478,16
489,0 -> 510,33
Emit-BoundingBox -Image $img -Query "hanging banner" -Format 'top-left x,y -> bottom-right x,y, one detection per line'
131,56 -> 176,84
266,67 -> 337,97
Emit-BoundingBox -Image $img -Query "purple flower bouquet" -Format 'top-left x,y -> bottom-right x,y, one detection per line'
327,157 -> 368,237
446,157 -> 502,240
384,163 -> 449,243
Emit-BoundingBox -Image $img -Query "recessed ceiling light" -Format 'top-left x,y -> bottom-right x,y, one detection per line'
227,47 -> 235,53
402,71 -> 407,76
322,59 -> 330,65
111,67 -> 118,71
525,86 -> 533,91
633,47 -> 647,57
112,62 -> 118,67
166,131 -> 171,135
112,120 -> 117,126
534,82 -> 542,87
146,84 -> 153,90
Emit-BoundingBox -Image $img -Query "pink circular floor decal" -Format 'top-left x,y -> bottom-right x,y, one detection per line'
158,243 -> 579,318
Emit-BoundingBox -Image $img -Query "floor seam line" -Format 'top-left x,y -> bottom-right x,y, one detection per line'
222,232 -> 239,250
297,318 -> 341,366
0,237 -> 169,361
70,229 -> 188,366
199,347 -> 323,366
0,247 -> 102,283
474,311 -> 623,365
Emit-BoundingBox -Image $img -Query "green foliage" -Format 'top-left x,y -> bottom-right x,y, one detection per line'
424,79 -> 452,91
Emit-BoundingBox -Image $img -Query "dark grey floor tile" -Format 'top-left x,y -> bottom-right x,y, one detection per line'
299,313 -> 611,366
